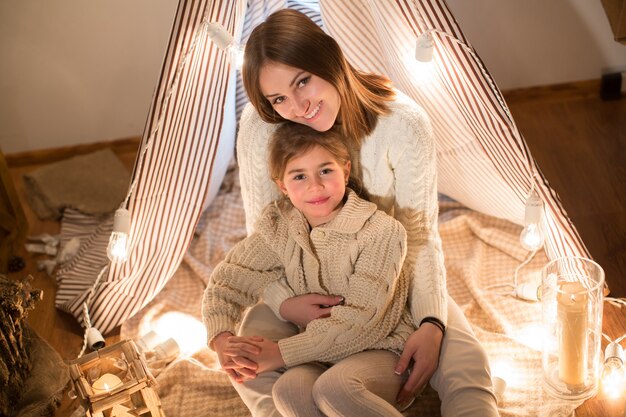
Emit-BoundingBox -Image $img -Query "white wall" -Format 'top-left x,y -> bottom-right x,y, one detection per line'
1,0 -> 624,153
0,0 -> 178,154
446,0 -> 626,90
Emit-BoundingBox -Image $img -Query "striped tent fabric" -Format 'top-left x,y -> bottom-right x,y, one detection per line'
56,0 -> 590,334
56,0 -> 248,334
319,0 -> 589,261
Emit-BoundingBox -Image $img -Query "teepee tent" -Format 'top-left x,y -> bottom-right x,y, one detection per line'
56,0 -> 590,337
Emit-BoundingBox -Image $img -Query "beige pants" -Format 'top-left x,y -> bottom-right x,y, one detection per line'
273,350 -> 407,417
231,296 -> 499,417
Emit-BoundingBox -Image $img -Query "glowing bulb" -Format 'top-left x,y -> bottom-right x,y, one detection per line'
229,43 -> 245,71
107,208 -> 131,263
206,22 -> 244,70
415,31 -> 434,62
151,312 -> 207,356
520,190 -> 544,251
601,342 -> 625,400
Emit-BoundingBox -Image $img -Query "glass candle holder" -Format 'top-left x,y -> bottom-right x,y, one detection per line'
541,256 -> 604,400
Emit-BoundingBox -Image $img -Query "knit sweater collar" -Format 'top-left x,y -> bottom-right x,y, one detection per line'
277,189 -> 377,235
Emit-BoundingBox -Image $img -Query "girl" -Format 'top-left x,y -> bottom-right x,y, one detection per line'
203,123 -> 413,416
229,8 -> 498,417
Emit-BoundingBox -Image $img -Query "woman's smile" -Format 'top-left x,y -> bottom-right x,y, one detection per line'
303,102 -> 321,120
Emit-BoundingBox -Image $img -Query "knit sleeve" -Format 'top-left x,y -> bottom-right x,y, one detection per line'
237,104 -> 296,317
278,214 -> 408,367
202,232 -> 284,347
236,104 -> 282,235
388,102 -> 448,327
262,280 -> 296,321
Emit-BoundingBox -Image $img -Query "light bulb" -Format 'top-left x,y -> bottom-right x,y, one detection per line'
206,22 -> 234,49
107,208 -> 131,264
520,190 -> 544,251
228,43 -> 245,71
514,283 -> 541,302
207,22 -> 244,69
601,342 -> 625,400
415,31 -> 434,62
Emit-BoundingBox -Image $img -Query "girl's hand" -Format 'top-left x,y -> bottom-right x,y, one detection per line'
211,332 -> 262,383
394,323 -> 444,408
279,294 -> 344,327
235,336 -> 286,374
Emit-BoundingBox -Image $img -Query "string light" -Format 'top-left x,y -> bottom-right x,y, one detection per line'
408,6 -> 625,405
410,12 -> 545,254
104,20 -> 242,268
514,282 -> 541,302
206,22 -> 245,70
520,189 -> 545,251
601,341 -> 625,399
106,208 -> 131,263
485,249 -> 541,302
415,31 -> 434,62
432,14 -> 547,298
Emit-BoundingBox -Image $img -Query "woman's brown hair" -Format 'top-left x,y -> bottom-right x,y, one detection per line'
269,123 -> 368,200
242,9 -> 395,148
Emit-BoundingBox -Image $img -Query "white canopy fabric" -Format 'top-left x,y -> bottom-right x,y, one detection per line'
56,0 -> 589,335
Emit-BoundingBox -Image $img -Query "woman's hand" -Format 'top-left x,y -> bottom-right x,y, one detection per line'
394,323 -> 444,408
279,294 -> 344,327
211,332 -> 262,383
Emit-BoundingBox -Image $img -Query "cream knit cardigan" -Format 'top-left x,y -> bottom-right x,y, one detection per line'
202,191 -> 413,367
237,91 -> 448,327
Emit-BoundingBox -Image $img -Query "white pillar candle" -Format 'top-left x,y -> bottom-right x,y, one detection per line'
557,281 -> 588,387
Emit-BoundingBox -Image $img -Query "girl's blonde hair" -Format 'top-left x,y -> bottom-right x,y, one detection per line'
269,123 -> 368,200
243,9 -> 395,148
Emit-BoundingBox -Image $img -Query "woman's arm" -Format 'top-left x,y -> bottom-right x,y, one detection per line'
388,100 -> 448,327
384,97 -> 447,406
236,104 -> 282,234
277,214 -> 408,367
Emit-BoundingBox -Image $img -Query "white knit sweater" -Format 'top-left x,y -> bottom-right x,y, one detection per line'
237,91 -> 448,326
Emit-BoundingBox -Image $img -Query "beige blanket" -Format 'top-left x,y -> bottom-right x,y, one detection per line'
117,166 -> 579,417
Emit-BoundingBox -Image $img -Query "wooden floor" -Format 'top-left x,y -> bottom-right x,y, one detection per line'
4,80 -> 626,416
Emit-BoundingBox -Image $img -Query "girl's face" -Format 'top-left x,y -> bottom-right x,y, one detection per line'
259,61 -> 341,132
276,144 -> 350,227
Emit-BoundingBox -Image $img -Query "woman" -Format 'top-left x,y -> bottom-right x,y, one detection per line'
222,8 -> 498,417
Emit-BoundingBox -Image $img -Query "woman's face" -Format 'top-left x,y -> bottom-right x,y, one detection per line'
259,61 -> 341,132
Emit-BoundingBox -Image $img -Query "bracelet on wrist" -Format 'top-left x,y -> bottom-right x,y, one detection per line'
420,316 -> 446,336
